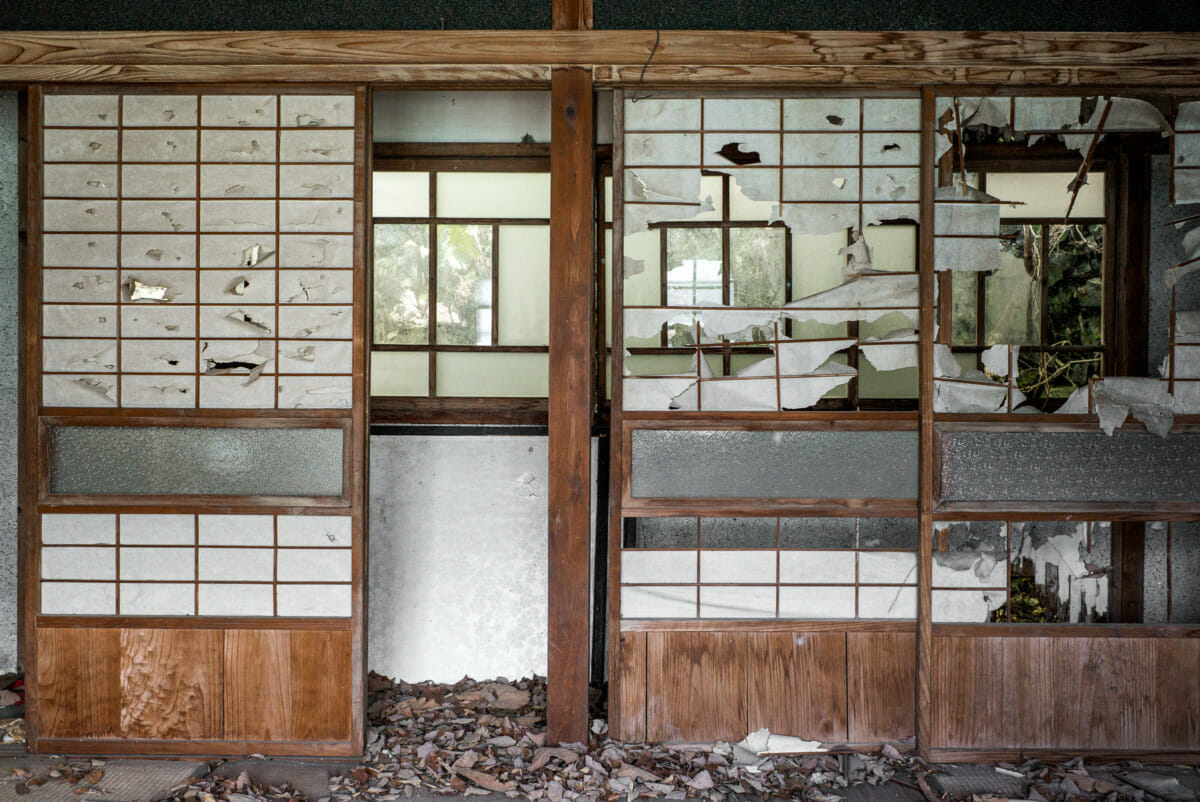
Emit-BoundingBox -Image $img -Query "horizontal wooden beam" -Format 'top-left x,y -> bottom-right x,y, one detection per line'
1,31 -> 1200,86
621,619 -> 915,633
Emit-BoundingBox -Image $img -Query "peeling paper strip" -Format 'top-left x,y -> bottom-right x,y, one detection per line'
623,376 -> 699,411
934,236 -> 1002,273
782,306 -> 919,327
125,278 -> 169,302
693,377 -> 779,411
736,339 -> 856,378
1012,522 -> 1109,621
624,197 -> 715,236
780,369 -> 855,410
625,168 -> 702,204
859,342 -> 918,372
980,344 -> 1019,379
934,203 -> 1000,236
1092,377 -> 1175,437
932,344 -> 962,378
785,273 -> 918,311
933,379 -> 1009,413
623,308 -> 696,341
1055,385 -> 1091,415
769,203 -> 858,236
698,308 -> 782,338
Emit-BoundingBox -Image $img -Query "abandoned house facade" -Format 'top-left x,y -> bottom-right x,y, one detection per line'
0,0 -> 1199,764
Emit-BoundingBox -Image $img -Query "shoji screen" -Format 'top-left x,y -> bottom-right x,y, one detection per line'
25,88 -> 366,756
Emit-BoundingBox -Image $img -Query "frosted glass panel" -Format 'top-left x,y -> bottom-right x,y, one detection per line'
47,425 -> 344,496
630,429 -> 918,499
370,351 -> 429,396
990,172 -> 1105,219
940,430 -> 1200,502
498,225 -> 550,346
373,172 -> 429,217
436,352 -> 549,397
437,173 -> 550,219
373,223 -> 430,345
373,91 -> 551,144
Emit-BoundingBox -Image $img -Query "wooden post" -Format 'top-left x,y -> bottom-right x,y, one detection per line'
917,87 -> 937,761
547,65 -> 595,745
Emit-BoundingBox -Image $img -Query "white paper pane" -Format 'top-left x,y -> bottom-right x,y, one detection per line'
198,583 -> 273,616
276,584 -> 352,617
277,515 -> 352,547
370,351 -> 429,397
989,172 -> 1105,219
858,551 -> 918,584
436,352 -> 548,397
198,548 -> 274,581
778,550 -> 856,584
436,173 -> 549,219
42,582 -> 116,615
373,172 -> 429,217
198,514 -> 274,546
120,583 -> 195,616
622,550 -> 697,584
277,549 -> 352,582
498,225 -> 550,346
42,546 -> 115,580
699,550 -> 776,584
620,586 -> 696,618
932,589 -> 1008,623
120,514 -> 194,545
700,586 -> 775,618
120,547 -> 195,581
778,585 -> 855,619
859,586 -> 917,619
42,513 -> 115,545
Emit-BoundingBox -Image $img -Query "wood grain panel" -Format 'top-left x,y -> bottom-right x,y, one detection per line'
1051,638 -> 1157,750
36,628 -> 121,739
848,632 -> 916,744
2,31 -> 1199,68
224,630 -> 292,741
931,637 -> 1012,750
1156,640 -> 1200,749
613,631 -> 647,743
747,632 -> 847,743
119,629 -> 222,740
647,631 -> 745,743
1000,637 -> 1054,750
290,630 -> 352,742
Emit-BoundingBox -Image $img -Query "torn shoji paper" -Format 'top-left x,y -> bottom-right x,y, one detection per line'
858,329 -> 918,372
1174,101 -> 1200,204
623,308 -> 697,341
1055,385 -> 1092,415
738,338 -> 857,378
1092,377 -> 1175,437
624,198 -> 715,236
201,340 -> 273,384
980,343 -> 1019,379
1164,214 -> 1200,288
933,185 -> 1013,273
1011,521 -> 1109,620
932,343 -> 1025,413
782,274 -> 919,326
672,342 -> 856,412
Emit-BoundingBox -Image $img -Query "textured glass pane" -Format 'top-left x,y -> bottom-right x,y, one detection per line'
498,225 -> 550,346
373,223 -> 429,345
780,517 -> 856,548
666,228 -> 722,307
1047,223 -> 1103,346
950,271 -> 978,346
372,172 -> 429,217
48,425 -> 343,496
630,429 -> 918,499
626,517 -> 696,549
436,172 -> 550,219
436,224 -> 493,346
730,228 -> 785,307
1170,522 -> 1200,624
986,224 -> 1041,346
860,518 -> 919,549
940,431 -> 1200,502
436,352 -> 548,397
699,517 -> 777,548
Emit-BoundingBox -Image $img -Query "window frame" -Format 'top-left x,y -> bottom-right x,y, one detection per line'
369,143 -> 554,423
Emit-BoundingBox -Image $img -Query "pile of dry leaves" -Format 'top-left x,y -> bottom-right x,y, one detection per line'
151,674 -> 1197,802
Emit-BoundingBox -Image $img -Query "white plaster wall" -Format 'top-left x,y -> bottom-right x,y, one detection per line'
368,434 -> 550,682
0,92 -> 18,674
